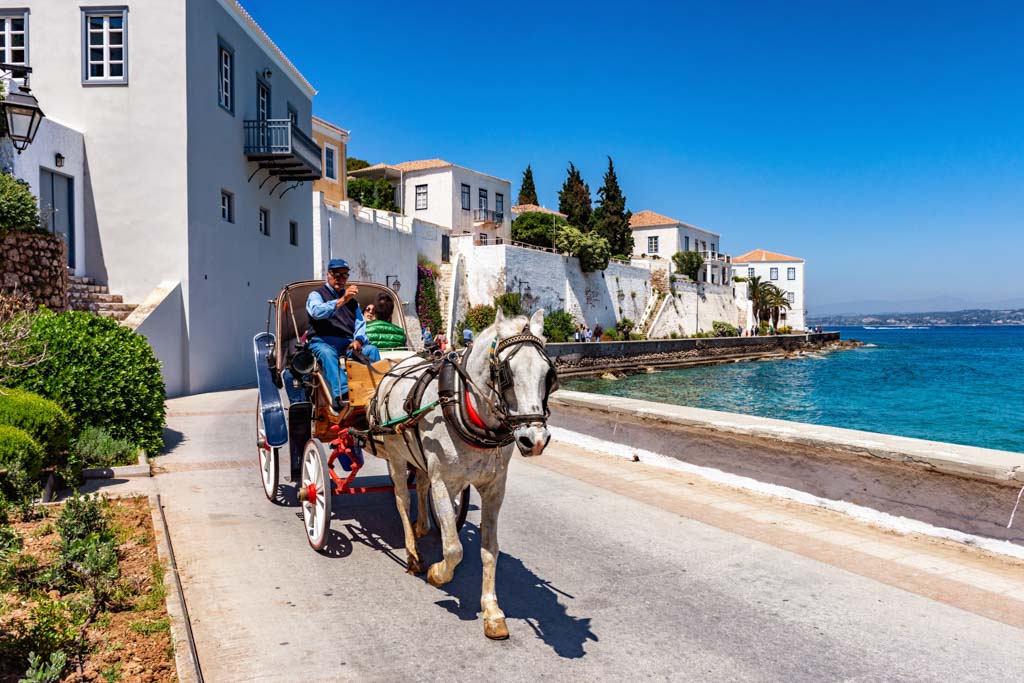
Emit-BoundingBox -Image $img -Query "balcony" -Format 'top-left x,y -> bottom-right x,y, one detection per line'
244,119 -> 322,181
473,208 -> 504,226
700,250 -> 731,263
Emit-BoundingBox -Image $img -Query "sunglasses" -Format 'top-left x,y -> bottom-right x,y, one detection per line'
329,270 -> 349,278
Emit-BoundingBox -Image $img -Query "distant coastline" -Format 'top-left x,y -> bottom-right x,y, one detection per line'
810,308 -> 1024,327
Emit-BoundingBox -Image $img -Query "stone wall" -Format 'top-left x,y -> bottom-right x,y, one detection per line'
648,281 -> 744,337
0,232 -> 68,310
545,332 -> 840,361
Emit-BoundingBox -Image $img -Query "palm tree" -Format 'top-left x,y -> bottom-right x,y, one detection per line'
747,276 -> 768,327
763,284 -> 792,331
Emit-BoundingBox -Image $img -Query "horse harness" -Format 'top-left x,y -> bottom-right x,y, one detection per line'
360,324 -> 558,469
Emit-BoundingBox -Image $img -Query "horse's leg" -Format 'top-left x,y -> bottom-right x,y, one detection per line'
413,468 -> 430,538
387,457 -> 424,575
477,473 -> 510,640
426,477 -> 463,587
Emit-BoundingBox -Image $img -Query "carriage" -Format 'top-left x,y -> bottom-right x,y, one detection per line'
253,279 -> 469,552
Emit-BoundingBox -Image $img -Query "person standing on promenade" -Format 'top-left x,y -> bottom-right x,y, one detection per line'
594,323 -> 603,340
423,327 -> 433,346
463,325 -> 474,347
585,326 -> 593,343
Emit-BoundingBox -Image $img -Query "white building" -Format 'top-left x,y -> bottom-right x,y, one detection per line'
732,249 -> 807,331
3,0 -> 321,395
348,159 -> 512,245
628,210 -> 731,285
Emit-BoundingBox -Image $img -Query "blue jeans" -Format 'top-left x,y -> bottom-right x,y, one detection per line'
308,337 -> 381,400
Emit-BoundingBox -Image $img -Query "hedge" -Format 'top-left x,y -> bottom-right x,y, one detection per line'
3,310 -> 166,453
0,425 -> 44,479
0,388 -> 74,460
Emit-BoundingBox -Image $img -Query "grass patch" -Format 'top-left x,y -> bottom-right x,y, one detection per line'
135,561 -> 167,612
129,617 -> 169,635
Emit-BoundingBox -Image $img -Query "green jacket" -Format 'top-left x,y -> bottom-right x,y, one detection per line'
366,319 -> 407,349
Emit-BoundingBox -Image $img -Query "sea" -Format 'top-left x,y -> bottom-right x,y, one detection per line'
563,326 -> 1024,454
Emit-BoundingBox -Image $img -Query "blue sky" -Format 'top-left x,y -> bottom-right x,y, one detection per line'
243,0 -> 1024,311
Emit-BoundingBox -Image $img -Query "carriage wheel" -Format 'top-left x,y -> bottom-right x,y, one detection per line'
256,398 -> 279,502
300,439 -> 332,552
430,485 -> 471,533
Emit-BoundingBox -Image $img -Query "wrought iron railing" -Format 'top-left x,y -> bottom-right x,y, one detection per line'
473,209 -> 504,224
243,118 -> 322,177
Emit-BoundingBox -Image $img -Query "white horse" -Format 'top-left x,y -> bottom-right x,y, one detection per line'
371,308 -> 554,639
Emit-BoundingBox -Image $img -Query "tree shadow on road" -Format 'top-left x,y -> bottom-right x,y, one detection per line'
431,523 -> 598,658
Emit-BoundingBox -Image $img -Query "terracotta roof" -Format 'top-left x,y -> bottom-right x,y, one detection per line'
511,204 -> 567,218
732,248 -> 803,263
226,1 -> 315,96
629,210 -> 680,227
392,159 -> 453,172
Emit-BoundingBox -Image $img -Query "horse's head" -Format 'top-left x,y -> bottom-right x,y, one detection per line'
489,308 -> 557,456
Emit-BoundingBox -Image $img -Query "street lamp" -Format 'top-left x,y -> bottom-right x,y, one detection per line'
385,275 -> 401,293
1,64 -> 45,154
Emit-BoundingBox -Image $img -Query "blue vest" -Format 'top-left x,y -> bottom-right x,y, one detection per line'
308,284 -> 359,341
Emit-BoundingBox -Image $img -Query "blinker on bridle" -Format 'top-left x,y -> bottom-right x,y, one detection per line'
487,324 -> 559,426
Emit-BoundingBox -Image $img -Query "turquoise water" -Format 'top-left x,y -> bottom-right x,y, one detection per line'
564,326 -> 1024,454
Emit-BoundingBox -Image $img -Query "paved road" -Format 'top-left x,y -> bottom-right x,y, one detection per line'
94,389 -> 1024,681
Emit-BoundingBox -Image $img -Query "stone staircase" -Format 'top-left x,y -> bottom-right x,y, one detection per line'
436,262 -> 454,331
68,275 -> 137,321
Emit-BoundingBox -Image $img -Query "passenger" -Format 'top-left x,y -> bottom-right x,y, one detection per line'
363,304 -> 376,321
365,293 -> 407,349
305,258 -> 381,413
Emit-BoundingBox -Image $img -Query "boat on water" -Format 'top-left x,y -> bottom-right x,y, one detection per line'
862,325 -> 931,330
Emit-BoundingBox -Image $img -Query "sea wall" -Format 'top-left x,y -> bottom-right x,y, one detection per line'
0,232 -> 68,311
550,390 -> 1024,546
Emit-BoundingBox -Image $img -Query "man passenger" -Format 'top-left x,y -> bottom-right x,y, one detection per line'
306,258 -> 381,412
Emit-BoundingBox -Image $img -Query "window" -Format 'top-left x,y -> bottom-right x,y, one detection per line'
289,221 -> 298,246
288,104 -> 297,126
711,243 -> 716,253
217,43 -> 233,112
220,190 -> 234,223
478,188 -> 487,209
415,184 -> 428,210
257,81 -> 270,120
770,267 -> 779,280
461,184 -> 471,211
478,233 -> 489,245
787,291 -> 795,303
258,208 -> 270,236
747,267 -> 755,278
787,267 -> 796,280
0,11 -> 28,67
684,236 -> 690,251
82,8 -> 128,85
495,193 -> 504,218
647,236 -> 659,254
324,145 -> 337,181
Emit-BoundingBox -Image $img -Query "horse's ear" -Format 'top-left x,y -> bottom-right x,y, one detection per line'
529,309 -> 545,338
494,307 -> 505,325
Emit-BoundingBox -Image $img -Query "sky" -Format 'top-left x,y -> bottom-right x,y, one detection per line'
242,0 -> 1024,312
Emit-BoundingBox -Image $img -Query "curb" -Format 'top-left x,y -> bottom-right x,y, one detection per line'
148,494 -> 203,683
82,451 -> 150,479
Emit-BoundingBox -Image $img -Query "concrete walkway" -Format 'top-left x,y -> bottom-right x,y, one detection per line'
86,389 -> 1024,681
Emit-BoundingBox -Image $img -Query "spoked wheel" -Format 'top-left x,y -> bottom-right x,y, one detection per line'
300,439 -> 332,552
256,398 -> 279,502
430,484 -> 471,533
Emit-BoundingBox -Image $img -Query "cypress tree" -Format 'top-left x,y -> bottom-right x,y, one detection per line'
517,164 -> 538,205
592,156 -> 633,258
557,162 -> 592,231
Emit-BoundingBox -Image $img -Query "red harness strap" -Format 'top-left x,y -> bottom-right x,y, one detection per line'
464,391 -> 487,429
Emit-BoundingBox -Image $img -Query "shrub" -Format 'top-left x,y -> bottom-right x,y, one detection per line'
712,321 -> 739,337
693,331 -> 712,338
464,305 -> 496,333
672,251 -> 704,282
3,310 -> 166,453
415,265 -> 443,338
511,212 -> 568,248
0,388 -> 74,461
493,293 -> 523,317
759,321 -> 770,335
0,425 -> 45,480
554,225 -> 612,273
542,309 -> 576,343
601,329 -> 621,341
628,332 -> 644,341
669,332 -> 679,339
778,325 -> 792,334
70,427 -> 137,469
616,317 -> 636,336
0,172 -> 42,234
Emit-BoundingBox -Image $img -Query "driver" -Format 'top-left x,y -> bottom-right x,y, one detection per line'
305,258 -> 381,412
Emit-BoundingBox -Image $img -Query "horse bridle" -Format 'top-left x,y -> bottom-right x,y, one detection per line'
487,325 -> 560,427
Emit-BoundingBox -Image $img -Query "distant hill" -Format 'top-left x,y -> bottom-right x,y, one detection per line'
809,309 -> 1024,327
811,296 -> 1024,316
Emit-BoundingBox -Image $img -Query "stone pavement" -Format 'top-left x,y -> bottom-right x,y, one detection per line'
83,388 -> 1024,681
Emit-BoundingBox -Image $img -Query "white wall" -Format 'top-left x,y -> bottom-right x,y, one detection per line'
733,260 -> 807,330
127,280 -> 189,397
453,239 -> 652,330
5,117 -> 86,276
648,281 -> 743,338
631,222 -> 722,259
400,166 -> 511,243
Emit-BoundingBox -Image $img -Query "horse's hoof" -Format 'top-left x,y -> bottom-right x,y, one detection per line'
426,563 -> 449,587
484,617 -> 509,640
406,553 -> 424,575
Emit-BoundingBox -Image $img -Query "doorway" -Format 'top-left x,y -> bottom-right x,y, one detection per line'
40,169 -> 74,268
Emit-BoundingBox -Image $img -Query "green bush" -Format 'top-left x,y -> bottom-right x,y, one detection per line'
464,305 -> 496,333
759,320 -> 770,335
493,293 -> 523,317
0,172 -> 42,234
628,332 -> 644,341
0,425 -> 44,480
672,251 -> 705,282
712,320 -> 738,337
3,310 -> 166,453
554,225 -> 612,273
511,211 -> 568,248
616,317 -> 636,336
778,325 -> 792,334
542,310 -> 576,343
0,389 -> 74,461
71,427 -> 137,469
